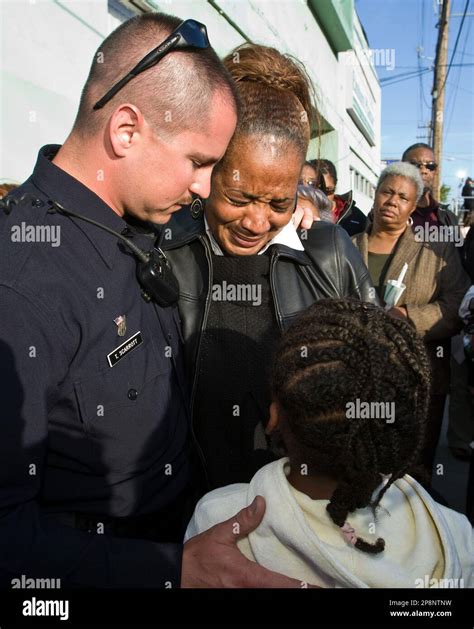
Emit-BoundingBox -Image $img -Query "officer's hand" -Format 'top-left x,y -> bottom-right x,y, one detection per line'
292,204 -> 314,230
181,495 -> 319,588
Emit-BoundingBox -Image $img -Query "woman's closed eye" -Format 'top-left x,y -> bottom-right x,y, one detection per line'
225,193 -> 292,212
271,202 -> 292,213
227,197 -> 249,207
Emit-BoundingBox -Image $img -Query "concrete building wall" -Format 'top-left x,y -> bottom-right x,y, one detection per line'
1,0 -> 381,214
2,1 -> 113,181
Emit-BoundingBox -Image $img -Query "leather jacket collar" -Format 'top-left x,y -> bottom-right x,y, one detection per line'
164,207 -> 313,265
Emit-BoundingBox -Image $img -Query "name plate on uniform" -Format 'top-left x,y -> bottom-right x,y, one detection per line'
107,331 -> 143,367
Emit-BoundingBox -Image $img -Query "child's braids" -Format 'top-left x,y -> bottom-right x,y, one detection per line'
271,299 -> 431,554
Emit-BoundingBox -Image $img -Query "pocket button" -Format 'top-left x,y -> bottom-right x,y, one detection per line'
127,388 -> 138,401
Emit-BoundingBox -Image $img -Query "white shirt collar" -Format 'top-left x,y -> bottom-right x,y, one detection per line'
203,215 -> 304,256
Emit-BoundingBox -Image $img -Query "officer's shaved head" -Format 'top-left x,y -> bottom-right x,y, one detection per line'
73,12 -> 239,138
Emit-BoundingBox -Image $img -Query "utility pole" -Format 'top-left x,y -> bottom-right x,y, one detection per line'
431,0 -> 451,198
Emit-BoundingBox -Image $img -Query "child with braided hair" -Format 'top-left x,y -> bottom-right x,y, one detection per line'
185,299 -> 473,587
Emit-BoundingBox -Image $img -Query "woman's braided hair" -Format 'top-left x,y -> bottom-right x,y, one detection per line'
271,299 -> 431,554
222,43 -> 317,158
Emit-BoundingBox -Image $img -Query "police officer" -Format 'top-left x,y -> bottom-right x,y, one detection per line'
0,12 -> 301,588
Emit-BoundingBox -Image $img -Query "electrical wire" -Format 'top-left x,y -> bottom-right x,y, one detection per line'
383,63 -> 474,68
440,0 -> 471,93
380,67 -> 432,83
381,68 -> 432,87
418,0 -> 423,121
446,80 -> 474,94
444,16 -> 472,140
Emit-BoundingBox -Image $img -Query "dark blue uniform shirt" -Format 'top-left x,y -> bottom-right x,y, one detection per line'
0,145 -> 191,587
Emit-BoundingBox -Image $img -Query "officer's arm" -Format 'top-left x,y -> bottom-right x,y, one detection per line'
0,286 -> 182,588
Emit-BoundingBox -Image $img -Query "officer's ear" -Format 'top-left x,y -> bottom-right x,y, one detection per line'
108,104 -> 144,157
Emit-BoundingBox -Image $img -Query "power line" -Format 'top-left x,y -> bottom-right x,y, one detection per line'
420,71 -> 432,109
446,79 -> 474,94
379,63 -> 474,85
381,63 -> 474,68
444,16 -> 472,140
440,0 -> 471,93
380,67 -> 432,83
418,0 -> 424,123
381,68 -> 432,87
448,47 -> 474,57
382,71 -> 432,87
444,1 -> 465,134
382,73 -> 432,87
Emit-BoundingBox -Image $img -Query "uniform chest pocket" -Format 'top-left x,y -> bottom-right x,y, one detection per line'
73,340 -> 178,474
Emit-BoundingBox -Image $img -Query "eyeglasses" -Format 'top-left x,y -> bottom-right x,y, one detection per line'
409,160 -> 438,172
93,19 -> 210,110
299,178 -> 319,188
299,178 -> 335,197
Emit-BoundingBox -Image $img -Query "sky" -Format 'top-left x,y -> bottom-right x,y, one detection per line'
355,0 -> 474,199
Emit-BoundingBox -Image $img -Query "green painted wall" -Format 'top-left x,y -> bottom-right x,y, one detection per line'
308,0 -> 353,52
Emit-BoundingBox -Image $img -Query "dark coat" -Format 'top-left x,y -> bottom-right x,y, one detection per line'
163,210 -> 378,381
162,210 -> 378,487
335,191 -> 368,236
462,183 -> 474,211
462,226 -> 474,282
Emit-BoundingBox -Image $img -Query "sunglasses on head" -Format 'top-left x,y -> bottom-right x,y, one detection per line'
299,178 -> 319,188
93,19 -> 210,110
409,160 -> 438,172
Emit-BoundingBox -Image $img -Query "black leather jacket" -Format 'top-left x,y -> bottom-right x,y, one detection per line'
162,211 -> 378,382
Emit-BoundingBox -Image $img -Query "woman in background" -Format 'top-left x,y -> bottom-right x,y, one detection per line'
311,158 -> 367,236
299,160 -> 321,189
352,162 -> 470,481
